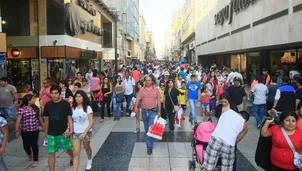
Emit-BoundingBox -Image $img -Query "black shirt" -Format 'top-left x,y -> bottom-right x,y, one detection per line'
44,100 -> 72,136
164,88 -> 179,107
296,87 -> 302,102
226,86 -> 247,105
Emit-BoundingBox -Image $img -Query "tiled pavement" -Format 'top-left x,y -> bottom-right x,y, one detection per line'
6,103 -> 264,171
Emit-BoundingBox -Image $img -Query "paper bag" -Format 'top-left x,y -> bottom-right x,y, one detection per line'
175,108 -> 184,127
147,116 -> 166,140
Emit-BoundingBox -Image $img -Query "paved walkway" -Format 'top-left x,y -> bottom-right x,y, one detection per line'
6,104 -> 264,171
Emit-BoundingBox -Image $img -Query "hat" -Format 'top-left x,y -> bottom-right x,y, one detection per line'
234,77 -> 241,82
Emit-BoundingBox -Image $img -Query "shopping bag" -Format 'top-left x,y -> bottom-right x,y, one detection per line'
147,116 -> 166,140
175,108 -> 184,127
129,97 -> 136,111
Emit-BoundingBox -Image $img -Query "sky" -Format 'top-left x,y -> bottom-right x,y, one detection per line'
140,0 -> 181,59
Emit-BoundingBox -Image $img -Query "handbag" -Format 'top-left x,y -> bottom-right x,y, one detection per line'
168,90 -> 179,112
281,127 -> 302,169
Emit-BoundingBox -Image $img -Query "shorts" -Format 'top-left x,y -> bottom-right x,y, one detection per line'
201,104 -> 210,109
204,136 -> 235,171
71,131 -> 92,142
47,135 -> 73,154
181,105 -> 187,110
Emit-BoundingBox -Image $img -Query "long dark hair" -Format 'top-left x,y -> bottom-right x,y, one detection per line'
72,90 -> 91,113
113,75 -> 122,87
102,76 -> 110,89
21,94 -> 39,116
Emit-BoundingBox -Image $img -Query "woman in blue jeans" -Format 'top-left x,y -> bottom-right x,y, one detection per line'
134,74 -> 161,155
113,76 -> 125,121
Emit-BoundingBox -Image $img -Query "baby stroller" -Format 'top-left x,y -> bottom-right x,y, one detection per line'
189,121 -> 217,170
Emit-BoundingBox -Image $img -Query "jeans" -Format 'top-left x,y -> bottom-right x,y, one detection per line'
113,97 -> 122,117
124,94 -> 133,114
0,106 -> 17,121
188,99 -> 197,122
252,104 -> 266,125
142,109 -> 157,149
165,105 -> 175,131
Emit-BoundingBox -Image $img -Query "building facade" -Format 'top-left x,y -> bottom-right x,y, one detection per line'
195,0 -> 302,83
139,14 -> 147,62
164,31 -> 171,61
145,31 -> 156,62
170,10 -> 182,62
0,0 -> 114,92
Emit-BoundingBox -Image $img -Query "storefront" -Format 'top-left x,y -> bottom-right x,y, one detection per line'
195,0 -> 302,83
6,47 -> 39,92
41,46 -> 101,83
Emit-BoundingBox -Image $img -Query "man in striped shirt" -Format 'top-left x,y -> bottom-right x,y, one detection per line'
134,74 -> 161,155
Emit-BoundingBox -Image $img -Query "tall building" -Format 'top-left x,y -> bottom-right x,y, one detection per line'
139,14 -> 147,62
170,10 -> 182,62
145,31 -> 156,61
164,31 -> 171,60
195,0 -> 302,83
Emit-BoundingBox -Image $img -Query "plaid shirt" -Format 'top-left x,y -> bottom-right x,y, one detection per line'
0,117 -> 7,145
17,107 -> 40,132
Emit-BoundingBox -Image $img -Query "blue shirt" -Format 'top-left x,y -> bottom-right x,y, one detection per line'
178,71 -> 187,80
186,81 -> 200,100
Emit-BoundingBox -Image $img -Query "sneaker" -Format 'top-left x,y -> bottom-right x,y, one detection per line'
126,113 -> 130,116
99,119 -> 104,123
133,128 -> 140,134
69,159 -> 73,166
113,117 -> 117,121
28,154 -> 33,161
32,161 -> 38,167
86,159 -> 92,170
43,138 -> 48,147
147,149 -> 152,155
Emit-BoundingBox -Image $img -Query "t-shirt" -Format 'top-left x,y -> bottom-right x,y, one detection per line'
44,100 -> 72,136
72,106 -> 93,134
267,84 -> 279,102
226,86 -> 247,105
164,88 -> 179,106
0,84 -> 17,108
268,125 -> 302,170
186,81 -> 201,100
215,104 -> 238,119
178,88 -> 187,105
251,83 -> 268,105
296,87 -> 302,103
0,116 -> 7,145
178,71 -> 186,80
40,87 -> 52,107
297,119 -> 302,130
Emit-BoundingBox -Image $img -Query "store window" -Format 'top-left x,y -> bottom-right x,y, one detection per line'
230,53 -> 246,79
47,59 -> 65,83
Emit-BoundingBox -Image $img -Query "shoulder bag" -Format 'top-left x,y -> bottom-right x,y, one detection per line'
281,127 -> 302,169
168,89 -> 180,112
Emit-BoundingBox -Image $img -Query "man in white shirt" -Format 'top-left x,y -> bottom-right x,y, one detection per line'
204,110 -> 248,171
251,77 -> 268,128
123,70 -> 135,116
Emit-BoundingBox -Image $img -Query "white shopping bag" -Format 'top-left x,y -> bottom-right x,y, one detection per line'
147,115 -> 166,140
175,108 -> 184,127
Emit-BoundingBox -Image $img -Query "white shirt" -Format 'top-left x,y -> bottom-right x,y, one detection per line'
123,77 -> 135,95
72,106 -> 93,134
211,109 -> 245,146
251,83 -> 268,104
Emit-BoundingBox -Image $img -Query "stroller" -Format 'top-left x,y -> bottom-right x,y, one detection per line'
189,121 -> 217,170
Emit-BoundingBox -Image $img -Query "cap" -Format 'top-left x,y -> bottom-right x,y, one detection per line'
234,77 -> 241,82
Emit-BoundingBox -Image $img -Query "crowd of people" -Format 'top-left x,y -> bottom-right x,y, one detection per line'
0,61 -> 300,171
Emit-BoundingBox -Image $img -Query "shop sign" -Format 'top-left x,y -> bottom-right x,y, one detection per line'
80,20 -> 103,36
78,0 -> 96,16
214,0 -> 257,25
81,50 -> 97,59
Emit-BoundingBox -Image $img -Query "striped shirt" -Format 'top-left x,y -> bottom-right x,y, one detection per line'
17,106 -> 40,132
136,86 -> 160,110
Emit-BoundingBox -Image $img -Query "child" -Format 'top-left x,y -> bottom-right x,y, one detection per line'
178,81 -> 187,119
200,87 -> 211,122
159,81 -> 166,120
297,102 -> 302,130
0,116 -> 8,170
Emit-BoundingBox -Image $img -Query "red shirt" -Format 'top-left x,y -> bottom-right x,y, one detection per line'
268,125 -> 302,170
132,70 -> 141,82
136,86 -> 160,110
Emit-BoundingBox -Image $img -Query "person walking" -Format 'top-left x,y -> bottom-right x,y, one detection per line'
226,77 -> 247,111
113,76 -> 125,121
163,80 -> 180,132
123,70 -> 135,116
15,94 -> 43,167
100,77 -> 112,122
186,75 -> 201,125
71,90 -> 94,171
0,77 -> 18,121
134,74 -> 161,155
43,84 -> 74,171
0,115 -> 8,171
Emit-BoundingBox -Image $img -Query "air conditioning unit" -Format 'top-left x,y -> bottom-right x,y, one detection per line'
189,41 -> 195,50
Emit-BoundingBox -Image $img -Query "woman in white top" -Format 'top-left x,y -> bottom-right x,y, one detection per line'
71,90 -> 94,171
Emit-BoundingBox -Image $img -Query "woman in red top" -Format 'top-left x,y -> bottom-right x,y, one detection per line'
261,111 -> 302,171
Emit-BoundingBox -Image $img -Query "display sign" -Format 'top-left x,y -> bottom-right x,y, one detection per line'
78,0 -> 96,16
80,20 -> 103,36
214,0 -> 257,25
81,50 -> 97,59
